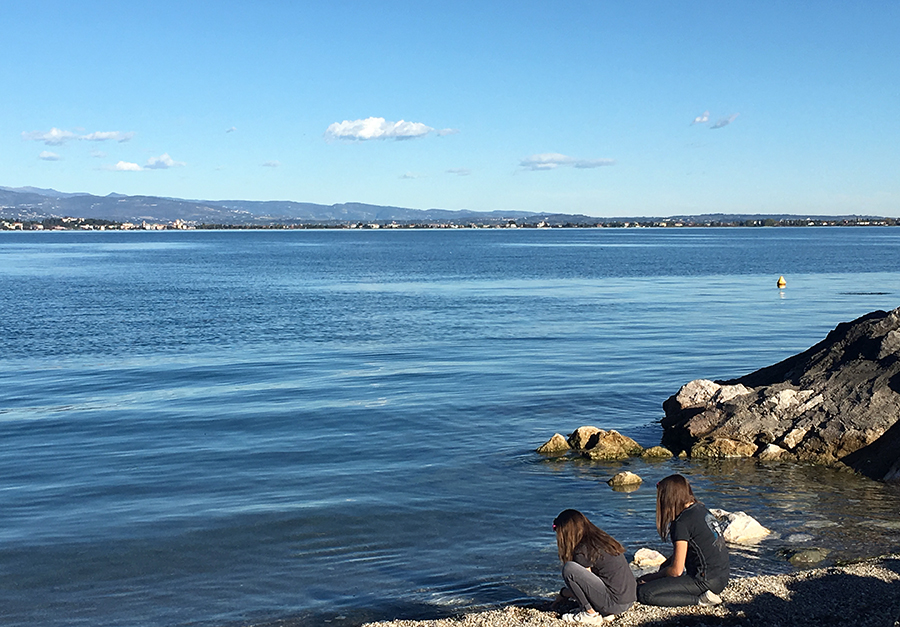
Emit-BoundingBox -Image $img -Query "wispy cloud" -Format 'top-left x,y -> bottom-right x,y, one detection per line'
144,153 -> 185,169
436,128 -> 459,136
111,161 -> 142,171
82,131 -> 135,142
711,113 -> 740,129
262,160 -> 280,168
325,117 -> 436,141
22,128 -> 78,145
692,110 -> 710,124
39,151 -> 61,161
399,172 -> 426,179
573,158 -> 617,169
446,168 -> 471,176
23,127 -> 135,145
520,153 -> 615,171
226,126 -> 237,133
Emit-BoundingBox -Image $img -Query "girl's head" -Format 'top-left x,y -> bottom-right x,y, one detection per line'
655,474 -> 697,539
553,509 -> 625,562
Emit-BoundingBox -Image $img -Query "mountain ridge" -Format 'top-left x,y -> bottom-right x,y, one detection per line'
0,186 -> 891,226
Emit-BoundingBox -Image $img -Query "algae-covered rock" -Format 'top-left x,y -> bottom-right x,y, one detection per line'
690,438 -> 757,459
641,446 -> 674,459
584,430 -> 643,460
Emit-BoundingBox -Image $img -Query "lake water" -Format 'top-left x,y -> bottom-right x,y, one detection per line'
1,227 -> 899,627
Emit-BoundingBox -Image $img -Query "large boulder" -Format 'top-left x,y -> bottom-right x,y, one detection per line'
568,426 -> 602,450
583,430 -> 644,460
661,307 -> 900,481
709,508 -> 771,544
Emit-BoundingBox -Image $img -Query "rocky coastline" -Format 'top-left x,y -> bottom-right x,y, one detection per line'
661,307 -> 900,481
537,307 -> 900,483
362,555 -> 900,627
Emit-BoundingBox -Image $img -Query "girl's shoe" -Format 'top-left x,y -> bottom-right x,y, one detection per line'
699,590 -> 722,606
562,611 -> 612,624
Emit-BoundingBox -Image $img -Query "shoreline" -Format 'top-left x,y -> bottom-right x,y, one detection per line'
361,555 -> 900,627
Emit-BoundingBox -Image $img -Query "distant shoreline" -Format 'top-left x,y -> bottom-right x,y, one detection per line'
1,216 -> 898,232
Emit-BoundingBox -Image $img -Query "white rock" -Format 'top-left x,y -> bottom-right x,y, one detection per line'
758,443 -> 787,460
607,471 -> 643,487
783,427 -> 809,449
674,379 -> 721,409
709,508 -> 771,544
631,548 -> 667,568
711,384 -> 752,404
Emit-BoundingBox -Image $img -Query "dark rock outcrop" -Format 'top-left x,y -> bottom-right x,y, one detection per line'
662,307 -> 900,481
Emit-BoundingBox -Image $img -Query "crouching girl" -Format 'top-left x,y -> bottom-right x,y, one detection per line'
552,509 -> 636,624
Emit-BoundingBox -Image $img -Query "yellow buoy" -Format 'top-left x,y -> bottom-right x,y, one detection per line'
777,275 -> 786,288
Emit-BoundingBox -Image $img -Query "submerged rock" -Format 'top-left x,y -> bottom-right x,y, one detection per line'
536,433 -> 570,454
661,307 -> 900,481
608,471 -> 642,487
786,547 -> 831,567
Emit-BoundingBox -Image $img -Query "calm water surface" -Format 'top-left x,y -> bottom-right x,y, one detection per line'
1,228 -> 899,627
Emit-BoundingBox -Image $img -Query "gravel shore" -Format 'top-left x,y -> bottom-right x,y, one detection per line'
362,555 -> 900,627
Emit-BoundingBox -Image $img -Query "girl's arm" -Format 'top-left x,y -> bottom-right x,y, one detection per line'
662,540 -> 688,577
636,541 -> 688,583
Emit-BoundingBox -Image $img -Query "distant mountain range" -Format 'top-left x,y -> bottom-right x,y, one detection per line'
0,186 -> 580,225
0,186 -> 890,226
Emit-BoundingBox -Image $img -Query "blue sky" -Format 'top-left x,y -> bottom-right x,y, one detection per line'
3,1 -> 898,217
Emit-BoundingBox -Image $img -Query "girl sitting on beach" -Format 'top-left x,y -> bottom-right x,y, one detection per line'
551,509 -> 636,624
636,474 -> 730,607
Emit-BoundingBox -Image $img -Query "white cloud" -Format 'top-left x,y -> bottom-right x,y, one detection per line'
82,131 -> 135,142
91,150 -> 107,158
325,117 -> 435,141
39,151 -> 61,161
145,153 -> 185,169
520,153 -> 615,171
446,168 -> 471,176
23,127 -> 135,145
436,128 -> 460,136
711,113 -> 739,129
400,172 -> 426,179
226,126 -> 237,133
262,160 -> 280,167
692,110 -> 710,124
22,127 -> 78,145
112,161 -> 142,171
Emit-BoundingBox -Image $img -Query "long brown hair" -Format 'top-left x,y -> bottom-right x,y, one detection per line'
553,509 -> 625,563
655,474 -> 697,539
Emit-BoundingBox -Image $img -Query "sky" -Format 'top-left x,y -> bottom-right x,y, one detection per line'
2,1 -> 899,217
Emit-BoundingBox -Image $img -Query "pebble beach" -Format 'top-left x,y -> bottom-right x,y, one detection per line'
361,555 -> 900,627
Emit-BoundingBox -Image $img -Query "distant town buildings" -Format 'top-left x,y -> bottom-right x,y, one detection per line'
0,216 -> 896,232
